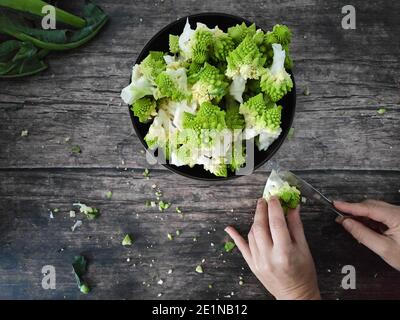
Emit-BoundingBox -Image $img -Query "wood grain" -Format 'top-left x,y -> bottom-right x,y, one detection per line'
0,0 -> 399,299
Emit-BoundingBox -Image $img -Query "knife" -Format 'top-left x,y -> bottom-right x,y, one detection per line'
274,169 -> 388,234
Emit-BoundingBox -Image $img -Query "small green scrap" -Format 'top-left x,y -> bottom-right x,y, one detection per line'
71,145 -> 82,154
158,200 -> 170,212
122,234 -> 133,246
377,108 -> 386,115
287,127 -> 295,140
105,191 -> 113,199
176,207 -> 182,214
143,168 -> 150,178
20,129 -> 29,137
176,230 -> 181,236
224,241 -> 236,252
73,203 -> 100,220
167,233 -> 173,241
72,255 -> 90,294
303,86 -> 310,96
208,284 -> 213,289
195,265 -> 203,274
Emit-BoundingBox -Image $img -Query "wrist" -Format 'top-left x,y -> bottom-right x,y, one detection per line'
275,287 -> 321,300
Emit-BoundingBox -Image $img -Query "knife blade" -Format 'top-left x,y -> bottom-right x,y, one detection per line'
273,169 -> 388,234
277,170 -> 347,217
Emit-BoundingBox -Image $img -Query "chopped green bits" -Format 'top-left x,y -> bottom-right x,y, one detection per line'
71,145 -> 82,154
105,191 -> 113,199
377,108 -> 386,115
224,241 -> 236,252
195,265 -> 203,274
122,234 -> 133,246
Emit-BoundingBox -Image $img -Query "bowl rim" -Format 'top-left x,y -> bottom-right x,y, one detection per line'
128,12 -> 296,181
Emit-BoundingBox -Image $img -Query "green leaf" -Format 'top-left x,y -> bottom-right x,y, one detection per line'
0,1 -> 108,51
72,255 -> 89,294
377,108 -> 386,115
224,241 -> 236,252
0,0 -> 86,28
0,40 -> 48,78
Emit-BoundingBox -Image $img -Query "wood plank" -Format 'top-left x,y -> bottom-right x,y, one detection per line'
0,169 -> 399,299
0,0 -> 399,170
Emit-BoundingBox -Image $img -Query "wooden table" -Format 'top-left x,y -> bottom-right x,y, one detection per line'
0,0 -> 399,300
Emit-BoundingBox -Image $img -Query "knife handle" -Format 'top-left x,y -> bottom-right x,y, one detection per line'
351,216 -> 388,234
331,207 -> 388,234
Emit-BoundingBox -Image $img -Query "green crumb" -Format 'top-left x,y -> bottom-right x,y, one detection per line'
122,234 -> 133,246
20,129 -> 29,137
145,200 -> 151,207
287,127 -> 295,139
167,233 -> 173,240
176,207 -> 182,214
158,200 -> 171,212
155,190 -> 163,197
79,283 -> 90,294
70,145 -> 82,154
53,208 -> 59,213
176,230 -> 181,236
224,241 -> 236,252
105,191 -> 113,199
239,280 -> 244,286
193,237 -> 197,242
208,284 -> 213,289
303,86 -> 310,96
73,203 -> 99,220
195,265 -> 203,274
143,168 -> 150,178
377,108 -> 386,115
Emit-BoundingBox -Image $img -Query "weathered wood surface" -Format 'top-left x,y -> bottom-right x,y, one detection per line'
0,0 -> 399,299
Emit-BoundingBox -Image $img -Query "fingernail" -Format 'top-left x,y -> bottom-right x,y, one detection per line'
257,198 -> 265,205
224,227 -> 229,233
335,216 -> 344,224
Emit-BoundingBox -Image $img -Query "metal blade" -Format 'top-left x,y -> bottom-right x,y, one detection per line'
277,170 -> 346,217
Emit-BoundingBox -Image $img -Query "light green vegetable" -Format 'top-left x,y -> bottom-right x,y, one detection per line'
121,20 -> 294,177
73,203 -> 100,220
72,255 -> 90,294
263,170 -> 301,212
122,234 -> 133,246
224,241 -> 236,252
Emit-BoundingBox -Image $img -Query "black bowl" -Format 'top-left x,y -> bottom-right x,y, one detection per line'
129,12 -> 296,181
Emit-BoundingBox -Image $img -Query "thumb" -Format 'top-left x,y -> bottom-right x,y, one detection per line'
337,217 -> 391,258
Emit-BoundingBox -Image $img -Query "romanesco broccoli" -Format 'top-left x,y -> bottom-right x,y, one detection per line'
131,97 -> 157,123
260,43 -> 293,102
263,170 -> 301,212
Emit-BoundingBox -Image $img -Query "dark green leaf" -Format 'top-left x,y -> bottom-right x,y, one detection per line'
0,40 -> 48,77
0,1 -> 108,51
72,255 -> 87,278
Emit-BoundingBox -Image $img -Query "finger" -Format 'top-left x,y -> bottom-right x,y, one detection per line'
334,200 -> 396,228
225,226 -> 253,266
286,206 -> 307,245
338,218 -> 393,258
252,198 -> 273,250
267,197 -> 291,247
248,228 -> 259,257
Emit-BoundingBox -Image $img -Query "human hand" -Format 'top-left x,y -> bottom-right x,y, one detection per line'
225,198 -> 320,300
335,200 -> 400,271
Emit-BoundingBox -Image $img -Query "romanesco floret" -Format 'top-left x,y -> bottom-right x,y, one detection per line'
140,51 -> 166,83
264,24 -> 293,70
190,63 -> 229,104
178,20 -> 213,64
227,22 -> 256,45
212,28 -> 235,62
169,35 -> 180,54
225,98 -> 245,130
155,68 -> 189,101
226,35 -> 266,80
263,170 -> 301,212
260,43 -> 293,102
239,93 -> 282,148
120,64 -> 157,105
131,97 -> 157,123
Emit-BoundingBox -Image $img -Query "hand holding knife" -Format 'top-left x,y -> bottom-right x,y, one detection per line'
266,162 -> 388,234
